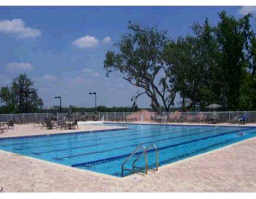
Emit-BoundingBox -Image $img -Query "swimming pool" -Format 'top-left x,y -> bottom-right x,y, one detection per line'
0,123 -> 256,177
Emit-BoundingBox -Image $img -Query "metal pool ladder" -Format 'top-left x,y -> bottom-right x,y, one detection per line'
121,143 -> 159,177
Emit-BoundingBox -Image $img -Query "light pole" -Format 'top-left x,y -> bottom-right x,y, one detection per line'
89,92 -> 97,110
54,96 -> 62,113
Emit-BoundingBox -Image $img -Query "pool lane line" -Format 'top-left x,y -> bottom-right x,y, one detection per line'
29,126 -> 219,155
31,126 -> 211,154
0,126 -> 130,142
71,127 -> 252,168
2,123 -> 225,146
110,135 -> 250,177
57,127 -> 245,160
56,127 -> 246,160
12,126 -> 185,150
1,124 -> 233,148
0,127 -> 133,147
0,126 -> 144,147
55,128 -> 223,160
14,126 -> 209,152
0,125 -> 180,147
53,127 -> 220,160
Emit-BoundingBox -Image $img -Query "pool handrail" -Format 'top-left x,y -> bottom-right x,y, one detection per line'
121,143 -> 159,177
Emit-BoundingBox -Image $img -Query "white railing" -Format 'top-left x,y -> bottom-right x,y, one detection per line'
0,111 -> 254,124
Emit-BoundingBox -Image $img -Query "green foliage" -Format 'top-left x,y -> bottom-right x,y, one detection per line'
214,11 -> 252,110
164,18 -> 219,110
43,105 -> 138,113
163,12 -> 256,111
239,73 -> 256,110
0,74 -> 43,113
104,22 -> 176,112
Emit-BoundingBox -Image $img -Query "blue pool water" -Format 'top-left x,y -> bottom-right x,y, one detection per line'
0,123 -> 256,177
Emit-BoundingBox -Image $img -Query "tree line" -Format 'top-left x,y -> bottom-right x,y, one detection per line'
0,74 -> 139,114
104,11 -> 256,112
0,74 -> 43,113
42,105 -> 139,113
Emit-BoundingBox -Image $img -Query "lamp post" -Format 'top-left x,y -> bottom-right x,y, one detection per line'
54,96 -> 62,113
89,92 -> 97,110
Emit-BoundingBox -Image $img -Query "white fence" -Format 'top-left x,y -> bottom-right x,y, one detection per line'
0,111 -> 254,124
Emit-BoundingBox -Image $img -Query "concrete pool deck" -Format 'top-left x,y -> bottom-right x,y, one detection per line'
1,122 -> 256,192
0,123 -> 127,139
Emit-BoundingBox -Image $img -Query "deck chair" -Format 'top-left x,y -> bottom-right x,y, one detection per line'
238,113 -> 248,124
0,126 -> 7,134
45,119 -> 54,129
67,120 -> 78,130
72,120 -> 78,129
7,120 -> 14,129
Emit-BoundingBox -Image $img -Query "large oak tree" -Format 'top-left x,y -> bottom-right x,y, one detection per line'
104,22 -> 176,113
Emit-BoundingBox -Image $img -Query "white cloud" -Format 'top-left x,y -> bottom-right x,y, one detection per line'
6,62 -> 33,73
0,19 -> 41,38
72,35 -> 99,48
239,6 -> 256,15
42,74 -> 57,81
102,36 -> 112,44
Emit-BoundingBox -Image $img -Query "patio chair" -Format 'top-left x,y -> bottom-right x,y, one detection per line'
7,120 -> 14,129
69,120 -> 78,129
45,119 -> 54,130
57,120 -> 67,129
238,113 -> 248,124
0,125 -> 7,134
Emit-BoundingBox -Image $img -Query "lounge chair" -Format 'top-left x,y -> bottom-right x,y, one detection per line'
57,120 -> 67,129
45,119 -> 55,130
0,126 -> 7,134
0,128 -> 4,134
69,120 -> 78,129
238,113 -> 248,124
7,120 -> 14,129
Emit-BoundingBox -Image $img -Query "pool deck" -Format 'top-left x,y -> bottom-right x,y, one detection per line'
1,122 -> 256,192
0,123 -> 127,139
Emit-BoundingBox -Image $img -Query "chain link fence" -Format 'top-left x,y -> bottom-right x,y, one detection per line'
0,111 -> 254,124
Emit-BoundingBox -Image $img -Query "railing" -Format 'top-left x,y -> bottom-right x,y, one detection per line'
146,144 -> 159,171
0,111 -> 255,124
121,143 -> 159,177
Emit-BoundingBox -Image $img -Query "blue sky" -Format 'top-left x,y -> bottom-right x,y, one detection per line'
0,6 -> 255,108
